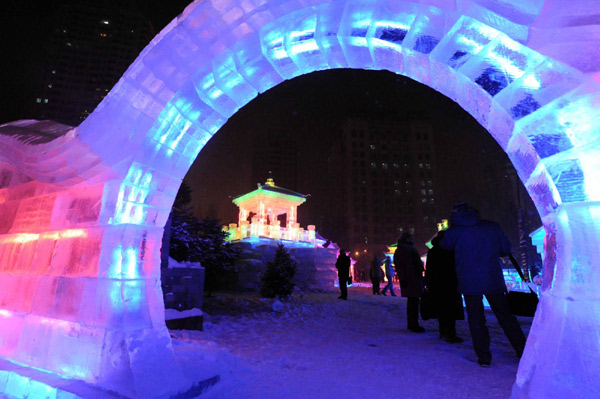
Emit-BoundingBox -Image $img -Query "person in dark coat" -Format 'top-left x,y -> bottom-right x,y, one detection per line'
369,256 -> 383,295
394,232 -> 425,332
381,256 -> 396,296
440,202 -> 526,366
335,249 -> 351,300
425,230 -> 464,343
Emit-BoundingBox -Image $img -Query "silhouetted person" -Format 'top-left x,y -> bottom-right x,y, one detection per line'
394,232 -> 425,333
369,256 -> 383,295
381,256 -> 396,296
336,249 -> 351,300
440,202 -> 526,367
425,230 -> 464,343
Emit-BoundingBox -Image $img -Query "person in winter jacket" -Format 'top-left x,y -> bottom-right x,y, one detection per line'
424,230 -> 464,343
381,256 -> 397,296
440,202 -> 526,366
369,256 -> 383,295
394,232 -> 425,332
336,249 -> 351,300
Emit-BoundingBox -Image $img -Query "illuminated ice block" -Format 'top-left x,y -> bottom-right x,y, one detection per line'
337,0 -> 377,69
1,1 -> 600,398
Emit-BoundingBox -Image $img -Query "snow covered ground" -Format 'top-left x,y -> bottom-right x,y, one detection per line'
171,286 -> 531,399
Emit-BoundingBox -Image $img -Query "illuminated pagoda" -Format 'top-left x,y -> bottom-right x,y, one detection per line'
226,177 -> 319,245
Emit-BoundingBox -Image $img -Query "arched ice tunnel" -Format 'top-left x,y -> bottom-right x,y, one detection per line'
0,0 -> 599,398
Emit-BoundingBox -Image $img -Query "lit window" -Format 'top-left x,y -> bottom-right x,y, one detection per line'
419,163 -> 423,168
382,163 -> 388,169
44,99 -> 48,103
51,70 -> 56,74
102,20 -> 110,25
48,84 -> 52,88
370,144 -> 376,150
36,98 -> 41,103
428,189 -> 433,195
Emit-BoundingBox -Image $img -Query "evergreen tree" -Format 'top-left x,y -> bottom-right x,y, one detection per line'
260,244 -> 297,298
168,182 -> 239,293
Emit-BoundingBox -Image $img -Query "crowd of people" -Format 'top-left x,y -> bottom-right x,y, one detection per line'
335,202 -> 526,367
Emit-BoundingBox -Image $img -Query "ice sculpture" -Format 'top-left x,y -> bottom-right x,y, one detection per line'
1,1 -> 599,398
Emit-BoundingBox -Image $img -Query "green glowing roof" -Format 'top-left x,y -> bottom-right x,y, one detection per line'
232,179 -> 307,207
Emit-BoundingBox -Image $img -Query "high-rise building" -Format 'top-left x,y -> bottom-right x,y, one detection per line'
31,0 -> 154,126
251,130 -> 299,192
325,116 -> 439,255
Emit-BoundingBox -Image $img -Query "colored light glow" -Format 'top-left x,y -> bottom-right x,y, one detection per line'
288,40 -> 320,57
38,316 -> 72,330
521,73 -> 541,90
2,2 -> 600,398
233,189 -> 306,206
124,247 -> 138,279
456,36 -> 485,53
0,229 -> 88,244
113,165 -> 153,225
59,364 -> 89,380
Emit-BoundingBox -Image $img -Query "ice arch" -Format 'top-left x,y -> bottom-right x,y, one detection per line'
1,0 -> 599,398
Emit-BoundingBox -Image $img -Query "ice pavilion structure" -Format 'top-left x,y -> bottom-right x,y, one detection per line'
0,0 -> 599,398
227,177 -> 317,244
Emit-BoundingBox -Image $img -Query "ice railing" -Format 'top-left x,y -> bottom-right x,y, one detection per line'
225,220 -> 316,245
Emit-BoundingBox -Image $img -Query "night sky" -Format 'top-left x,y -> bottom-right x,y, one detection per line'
0,0 -> 190,124
0,0 -> 541,251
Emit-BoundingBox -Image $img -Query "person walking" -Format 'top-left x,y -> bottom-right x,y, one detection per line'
394,232 -> 425,333
440,202 -> 526,367
381,256 -> 397,296
369,256 -> 383,295
335,248 -> 351,300
425,230 -> 464,343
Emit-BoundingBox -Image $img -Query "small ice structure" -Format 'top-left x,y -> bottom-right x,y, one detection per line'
0,1 -> 599,398
227,177 -> 319,245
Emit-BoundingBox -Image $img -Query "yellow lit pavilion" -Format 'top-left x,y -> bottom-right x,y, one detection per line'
226,178 -> 316,244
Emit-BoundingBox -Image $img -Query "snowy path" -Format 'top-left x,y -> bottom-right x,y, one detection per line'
171,287 -> 531,399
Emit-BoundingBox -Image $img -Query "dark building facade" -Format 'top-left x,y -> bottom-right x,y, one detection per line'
31,0 -> 154,126
325,117 -> 439,257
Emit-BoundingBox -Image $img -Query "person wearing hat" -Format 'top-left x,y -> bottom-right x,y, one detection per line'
440,202 -> 526,367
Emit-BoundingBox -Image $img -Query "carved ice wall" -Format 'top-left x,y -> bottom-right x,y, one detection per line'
0,1 -> 599,398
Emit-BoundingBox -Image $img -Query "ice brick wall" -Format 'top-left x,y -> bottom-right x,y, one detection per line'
1,1 -> 599,398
